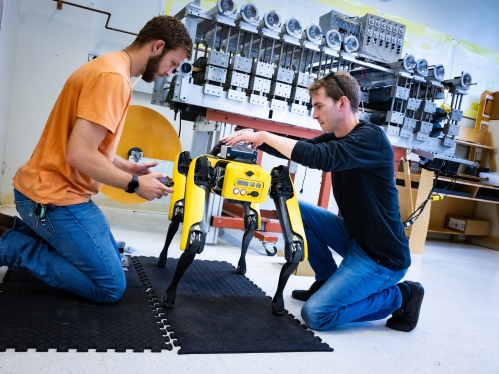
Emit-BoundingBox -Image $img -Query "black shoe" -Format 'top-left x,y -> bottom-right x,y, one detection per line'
0,213 -> 15,229
0,225 -> 8,237
292,279 -> 327,301
386,281 -> 424,332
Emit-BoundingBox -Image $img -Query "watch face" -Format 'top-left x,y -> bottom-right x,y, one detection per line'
126,176 -> 139,193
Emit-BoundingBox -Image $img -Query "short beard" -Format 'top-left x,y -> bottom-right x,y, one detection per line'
141,52 -> 165,83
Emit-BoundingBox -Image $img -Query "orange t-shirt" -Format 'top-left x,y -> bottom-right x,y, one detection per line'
13,52 -> 132,206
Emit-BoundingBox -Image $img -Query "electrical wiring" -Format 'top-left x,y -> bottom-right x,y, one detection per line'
354,17 -> 389,63
439,173 -> 458,192
402,168 -> 440,227
333,13 -> 359,34
358,66 -> 368,86
402,168 -> 459,227
331,14 -> 386,63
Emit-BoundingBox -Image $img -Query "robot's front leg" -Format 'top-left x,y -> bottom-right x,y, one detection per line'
157,211 -> 183,268
158,151 -> 191,268
163,156 -> 212,308
163,228 -> 204,308
269,165 -> 308,316
236,202 -> 259,275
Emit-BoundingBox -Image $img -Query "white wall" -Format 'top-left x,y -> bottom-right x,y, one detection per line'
0,0 -> 20,203
0,0 -> 498,214
0,0 -> 94,205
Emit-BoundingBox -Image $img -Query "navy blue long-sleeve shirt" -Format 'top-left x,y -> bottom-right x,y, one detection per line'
259,121 -> 411,270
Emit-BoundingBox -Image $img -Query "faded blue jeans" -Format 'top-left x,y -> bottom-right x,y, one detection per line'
0,189 -> 126,303
298,201 -> 407,330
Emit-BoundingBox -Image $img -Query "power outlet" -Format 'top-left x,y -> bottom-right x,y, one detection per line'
88,54 -> 98,61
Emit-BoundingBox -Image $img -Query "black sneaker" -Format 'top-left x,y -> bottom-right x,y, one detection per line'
292,279 -> 327,301
386,281 -> 424,332
0,225 -> 8,238
0,213 -> 15,229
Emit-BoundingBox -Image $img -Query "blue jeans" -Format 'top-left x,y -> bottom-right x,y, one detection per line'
0,189 -> 126,303
298,201 -> 407,330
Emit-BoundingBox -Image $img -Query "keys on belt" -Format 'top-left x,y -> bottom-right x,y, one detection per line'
34,203 -> 46,226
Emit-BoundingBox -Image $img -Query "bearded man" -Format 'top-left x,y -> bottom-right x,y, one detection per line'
0,16 -> 192,303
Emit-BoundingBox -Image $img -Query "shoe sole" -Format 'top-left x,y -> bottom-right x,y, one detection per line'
386,281 -> 424,332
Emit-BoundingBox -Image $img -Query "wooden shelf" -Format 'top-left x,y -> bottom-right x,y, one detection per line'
396,172 -> 499,191
427,226 -> 462,234
397,172 -> 499,204
455,139 -> 497,151
427,226 -> 489,236
397,168 -> 499,250
397,124 -> 499,252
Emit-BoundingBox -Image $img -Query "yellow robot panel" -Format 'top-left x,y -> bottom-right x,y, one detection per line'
221,163 -> 271,204
180,156 -> 214,251
168,153 -> 187,220
285,187 -> 308,261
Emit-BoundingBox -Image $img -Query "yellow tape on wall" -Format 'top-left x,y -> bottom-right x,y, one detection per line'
316,0 -> 378,17
101,105 -> 182,204
457,41 -> 499,65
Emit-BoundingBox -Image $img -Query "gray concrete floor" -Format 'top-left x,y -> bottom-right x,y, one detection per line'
1,205 -> 498,374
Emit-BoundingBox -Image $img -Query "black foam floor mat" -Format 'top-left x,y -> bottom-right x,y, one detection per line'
137,256 -> 333,354
0,257 -> 171,352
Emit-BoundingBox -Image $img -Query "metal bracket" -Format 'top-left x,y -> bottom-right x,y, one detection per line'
193,119 -> 220,132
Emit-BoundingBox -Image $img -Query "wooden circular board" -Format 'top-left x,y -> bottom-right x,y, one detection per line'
100,105 -> 182,204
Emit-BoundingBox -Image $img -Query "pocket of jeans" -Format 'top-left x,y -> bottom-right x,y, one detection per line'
15,200 -> 56,241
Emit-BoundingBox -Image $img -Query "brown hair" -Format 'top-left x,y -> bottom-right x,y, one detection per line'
309,70 -> 361,113
132,16 -> 192,60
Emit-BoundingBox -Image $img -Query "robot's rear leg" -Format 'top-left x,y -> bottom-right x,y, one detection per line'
237,205 -> 258,275
272,243 -> 302,316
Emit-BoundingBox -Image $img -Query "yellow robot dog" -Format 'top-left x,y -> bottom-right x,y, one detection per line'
158,147 -> 264,275
158,143 -> 308,315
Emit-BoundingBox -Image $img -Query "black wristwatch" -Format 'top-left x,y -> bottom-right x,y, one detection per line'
125,175 -> 139,194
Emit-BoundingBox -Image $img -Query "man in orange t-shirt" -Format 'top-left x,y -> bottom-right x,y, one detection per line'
0,16 -> 192,303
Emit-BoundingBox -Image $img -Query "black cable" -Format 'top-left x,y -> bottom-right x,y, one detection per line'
299,167 -> 308,193
440,173 -> 457,192
178,113 -> 182,138
403,170 -> 440,227
405,173 -> 437,222
51,0 -> 137,36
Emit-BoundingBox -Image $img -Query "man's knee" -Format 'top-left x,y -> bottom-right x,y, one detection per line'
301,301 -> 340,331
298,201 -> 316,230
97,271 -> 126,304
302,303 -> 326,330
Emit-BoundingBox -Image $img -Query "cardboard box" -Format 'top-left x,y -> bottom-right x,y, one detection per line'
444,215 -> 491,236
490,91 -> 499,120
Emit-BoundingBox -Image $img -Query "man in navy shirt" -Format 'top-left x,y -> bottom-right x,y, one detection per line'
220,70 -> 424,332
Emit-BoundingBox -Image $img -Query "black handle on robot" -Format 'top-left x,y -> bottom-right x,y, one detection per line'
209,142 -> 224,156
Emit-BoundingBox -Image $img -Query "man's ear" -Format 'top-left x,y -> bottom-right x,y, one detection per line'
152,40 -> 165,55
339,96 -> 349,111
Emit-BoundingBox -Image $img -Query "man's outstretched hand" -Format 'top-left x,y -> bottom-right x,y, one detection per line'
219,129 -> 263,149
